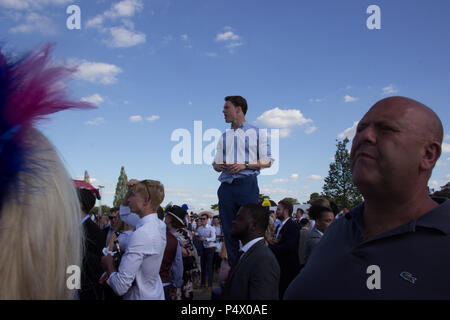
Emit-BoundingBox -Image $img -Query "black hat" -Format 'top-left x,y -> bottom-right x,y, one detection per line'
165,205 -> 187,226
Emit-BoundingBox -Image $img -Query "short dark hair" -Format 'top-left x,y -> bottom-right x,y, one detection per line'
225,96 -> 248,115
110,207 -> 119,213
278,199 -> 293,215
201,213 -> 209,219
299,218 -> 309,227
310,206 -> 333,221
239,203 -> 268,232
77,188 -> 96,214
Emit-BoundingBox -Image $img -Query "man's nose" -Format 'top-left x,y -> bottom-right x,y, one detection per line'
355,125 -> 376,145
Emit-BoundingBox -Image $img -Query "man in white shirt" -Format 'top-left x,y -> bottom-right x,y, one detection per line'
101,179 -> 166,300
197,213 -> 216,289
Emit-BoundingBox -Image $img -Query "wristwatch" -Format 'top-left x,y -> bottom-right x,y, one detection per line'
245,162 -> 249,169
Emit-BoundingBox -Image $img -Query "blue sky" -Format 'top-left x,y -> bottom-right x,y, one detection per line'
1,0 -> 449,210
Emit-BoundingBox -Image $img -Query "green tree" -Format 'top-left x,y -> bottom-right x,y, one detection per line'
308,192 -> 323,204
432,182 -> 450,198
92,205 -> 111,216
281,197 -> 299,205
211,204 -> 219,210
323,138 -> 363,210
258,194 -> 270,203
113,166 -> 128,208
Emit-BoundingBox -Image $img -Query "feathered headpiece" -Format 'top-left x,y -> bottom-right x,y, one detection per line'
0,43 -> 94,205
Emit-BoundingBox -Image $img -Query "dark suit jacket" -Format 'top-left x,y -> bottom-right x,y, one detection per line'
80,217 -> 105,300
269,218 -> 300,297
222,239 -> 280,300
304,227 -> 323,263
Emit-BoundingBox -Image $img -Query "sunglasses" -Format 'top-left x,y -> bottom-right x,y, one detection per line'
199,218 -> 207,220
108,216 -> 118,220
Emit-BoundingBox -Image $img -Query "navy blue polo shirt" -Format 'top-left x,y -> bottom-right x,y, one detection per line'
284,199 -> 450,300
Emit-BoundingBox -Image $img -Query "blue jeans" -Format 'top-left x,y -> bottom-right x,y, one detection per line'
218,175 -> 259,266
201,247 -> 215,287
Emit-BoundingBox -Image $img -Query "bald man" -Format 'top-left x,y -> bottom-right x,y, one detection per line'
285,97 -> 450,299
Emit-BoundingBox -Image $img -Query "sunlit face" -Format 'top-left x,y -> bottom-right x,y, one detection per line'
350,101 -> 424,196
127,188 -> 147,214
223,100 -> 240,123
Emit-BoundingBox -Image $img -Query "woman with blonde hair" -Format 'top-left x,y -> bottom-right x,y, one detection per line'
0,44 -> 93,299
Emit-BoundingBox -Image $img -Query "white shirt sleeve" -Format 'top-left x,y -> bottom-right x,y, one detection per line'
119,205 -> 140,229
206,226 -> 216,242
107,231 -> 144,296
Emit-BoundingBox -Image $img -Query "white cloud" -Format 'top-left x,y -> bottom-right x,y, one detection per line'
205,52 -> 218,57
445,134 -> 450,141
88,0 -> 143,27
105,0 -> 143,18
344,95 -> 358,103
146,115 -> 160,122
272,173 -> 299,184
215,27 -> 243,52
429,180 -> 439,189
129,115 -> 142,122
305,174 -> 322,180
216,31 -> 240,42
73,60 -> 122,85
181,34 -> 189,41
9,12 -> 56,35
256,107 -> 313,128
382,84 -> 399,95
81,94 -> 104,105
279,128 -> 291,138
338,121 -> 359,140
305,126 -> 317,134
272,178 -> 289,184
86,15 -> 104,28
445,174 -> 450,180
309,98 -> 324,103
443,142 -> 450,153
105,26 -> 146,47
85,117 -> 105,126
0,0 -> 71,10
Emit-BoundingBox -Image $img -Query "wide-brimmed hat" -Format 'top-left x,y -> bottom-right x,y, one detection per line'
165,204 -> 187,226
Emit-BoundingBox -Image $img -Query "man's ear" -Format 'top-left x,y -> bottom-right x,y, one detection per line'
421,141 -> 441,171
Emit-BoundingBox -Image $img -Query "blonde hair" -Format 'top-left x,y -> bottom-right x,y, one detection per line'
0,129 -> 82,299
134,180 -> 165,212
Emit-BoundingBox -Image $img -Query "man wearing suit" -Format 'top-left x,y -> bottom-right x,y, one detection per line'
78,188 -> 105,300
220,203 -> 280,300
269,199 -> 300,299
304,206 -> 335,263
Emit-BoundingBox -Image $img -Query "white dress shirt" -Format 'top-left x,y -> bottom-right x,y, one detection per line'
197,224 -> 216,248
107,213 -> 166,300
239,237 -> 264,258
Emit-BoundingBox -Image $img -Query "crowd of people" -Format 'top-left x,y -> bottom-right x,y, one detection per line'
1,44 -> 449,300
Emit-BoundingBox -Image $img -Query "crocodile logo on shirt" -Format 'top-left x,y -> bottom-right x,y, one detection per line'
400,271 -> 417,284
